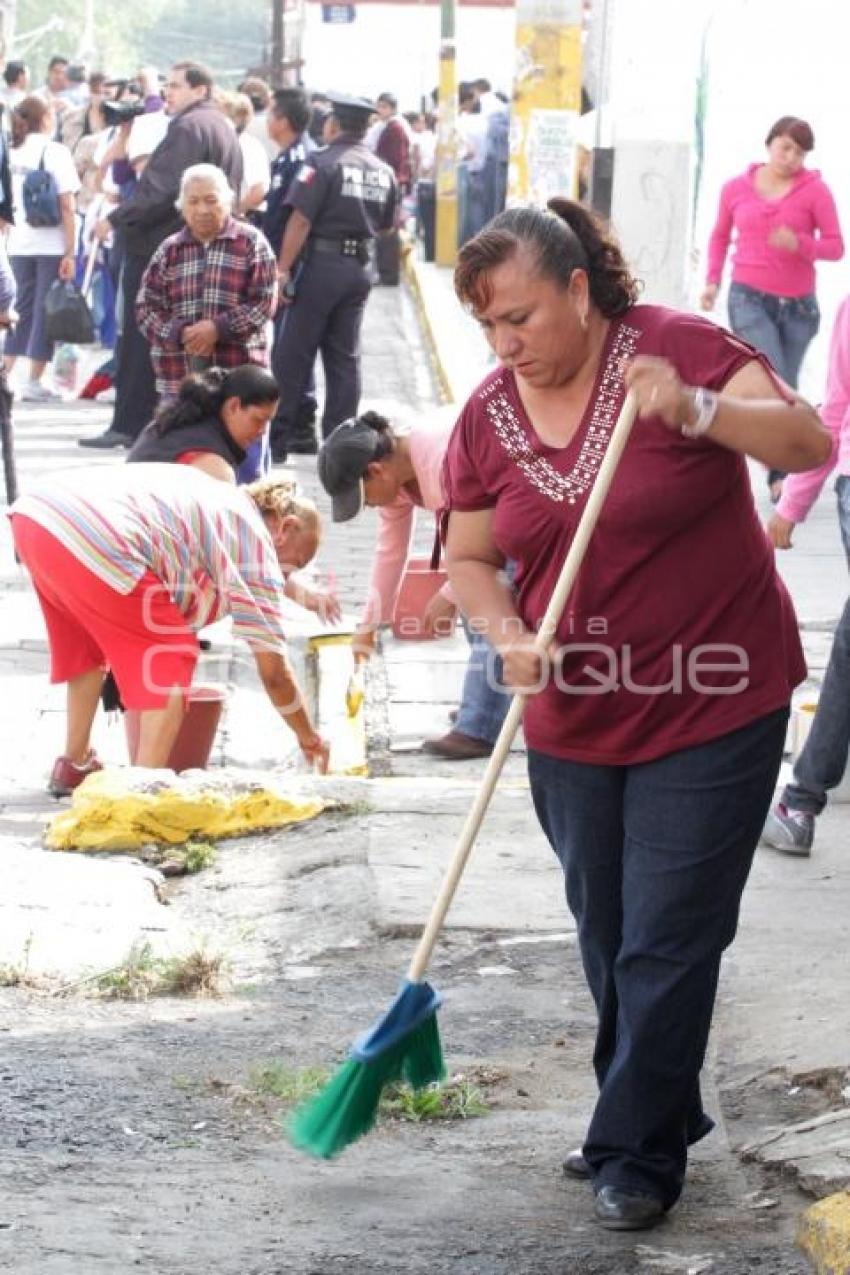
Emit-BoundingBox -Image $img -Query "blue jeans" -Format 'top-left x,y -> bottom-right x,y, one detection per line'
836,474 -> 850,569
455,561 -> 515,743
529,707 -> 788,1207
6,255 -> 61,363
236,427 -> 271,484
455,624 -> 511,743
727,283 -> 819,389
727,283 -> 819,486
784,592 -> 850,815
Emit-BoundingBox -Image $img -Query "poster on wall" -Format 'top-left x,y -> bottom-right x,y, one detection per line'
509,1 -> 581,203
525,109 -> 578,204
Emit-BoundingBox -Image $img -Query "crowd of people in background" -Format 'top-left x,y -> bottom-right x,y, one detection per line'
0,56 -> 509,417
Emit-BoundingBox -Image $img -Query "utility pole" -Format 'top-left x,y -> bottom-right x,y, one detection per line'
509,0 -> 583,204
270,0 -> 284,88
434,0 -> 458,266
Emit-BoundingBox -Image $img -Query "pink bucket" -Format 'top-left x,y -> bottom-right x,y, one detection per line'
391,557 -> 450,640
124,684 -> 226,771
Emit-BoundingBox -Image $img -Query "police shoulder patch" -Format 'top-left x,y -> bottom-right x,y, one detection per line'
296,164 -> 316,184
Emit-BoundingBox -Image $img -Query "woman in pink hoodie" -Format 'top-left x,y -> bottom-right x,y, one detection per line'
701,116 -> 843,499
767,293 -> 850,564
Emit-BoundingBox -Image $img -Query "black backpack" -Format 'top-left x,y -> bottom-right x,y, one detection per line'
22,148 -> 61,228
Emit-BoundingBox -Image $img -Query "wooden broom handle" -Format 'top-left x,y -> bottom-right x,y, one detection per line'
408,391 -> 639,983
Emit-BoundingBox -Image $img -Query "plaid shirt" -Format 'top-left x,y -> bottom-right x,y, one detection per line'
136,217 -> 278,400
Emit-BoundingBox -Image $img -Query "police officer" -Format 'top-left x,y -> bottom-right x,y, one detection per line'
270,92 -> 397,460
263,87 -> 318,453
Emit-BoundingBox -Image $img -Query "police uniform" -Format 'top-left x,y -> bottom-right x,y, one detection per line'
263,131 -> 319,440
270,93 -> 397,457
263,132 -> 316,259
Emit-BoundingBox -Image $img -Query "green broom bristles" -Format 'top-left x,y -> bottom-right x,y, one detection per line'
288,1012 -> 446,1159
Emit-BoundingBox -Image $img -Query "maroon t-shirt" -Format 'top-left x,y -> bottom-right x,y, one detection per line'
443,304 -> 806,764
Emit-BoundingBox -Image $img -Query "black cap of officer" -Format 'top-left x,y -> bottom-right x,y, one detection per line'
318,415 -> 383,523
325,90 -> 376,133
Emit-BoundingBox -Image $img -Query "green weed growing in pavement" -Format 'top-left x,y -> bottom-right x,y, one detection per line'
183,841 -> 217,874
246,1062 -> 489,1124
143,840 -> 217,875
0,935 -> 35,987
381,1077 -> 490,1122
95,941 -> 225,1000
249,1061 -> 331,1104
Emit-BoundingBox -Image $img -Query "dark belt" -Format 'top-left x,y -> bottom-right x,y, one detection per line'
310,235 -> 370,262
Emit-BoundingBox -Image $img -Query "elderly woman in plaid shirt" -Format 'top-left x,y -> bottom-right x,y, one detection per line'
136,163 -> 278,467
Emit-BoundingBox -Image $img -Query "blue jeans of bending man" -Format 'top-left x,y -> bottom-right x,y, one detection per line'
529,707 -> 787,1208
783,591 -> 850,815
727,283 -> 820,486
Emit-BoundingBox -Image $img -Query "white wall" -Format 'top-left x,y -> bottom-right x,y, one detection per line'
301,3 -> 516,111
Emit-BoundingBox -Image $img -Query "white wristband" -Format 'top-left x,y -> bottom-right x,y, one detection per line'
681,387 -> 720,439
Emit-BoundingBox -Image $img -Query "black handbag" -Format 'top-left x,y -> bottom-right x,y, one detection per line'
43,280 -> 95,345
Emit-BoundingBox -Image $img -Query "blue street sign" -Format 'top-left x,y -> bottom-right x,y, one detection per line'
322,4 -> 356,21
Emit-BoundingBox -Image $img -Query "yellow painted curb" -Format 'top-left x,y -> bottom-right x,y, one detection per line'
798,1191 -> 850,1274
402,250 -> 454,406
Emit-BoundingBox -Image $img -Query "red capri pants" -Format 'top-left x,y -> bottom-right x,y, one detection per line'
11,515 -> 199,710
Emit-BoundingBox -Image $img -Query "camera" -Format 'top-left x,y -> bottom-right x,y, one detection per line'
102,100 -> 147,127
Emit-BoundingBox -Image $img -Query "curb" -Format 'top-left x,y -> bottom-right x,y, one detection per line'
798,1191 -> 850,1273
402,248 -> 455,406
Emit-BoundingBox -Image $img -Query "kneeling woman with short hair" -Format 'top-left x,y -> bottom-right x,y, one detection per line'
9,463 -> 330,794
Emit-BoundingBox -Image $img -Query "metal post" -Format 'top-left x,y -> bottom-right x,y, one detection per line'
270,0 -> 284,88
434,0 -> 458,266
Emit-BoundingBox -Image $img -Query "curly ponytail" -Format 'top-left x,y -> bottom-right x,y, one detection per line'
454,199 -> 640,318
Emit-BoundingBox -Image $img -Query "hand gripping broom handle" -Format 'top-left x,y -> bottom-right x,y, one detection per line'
408,391 -> 639,983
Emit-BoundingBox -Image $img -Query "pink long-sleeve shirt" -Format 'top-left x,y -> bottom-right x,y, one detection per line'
776,294 -> 850,525
362,417 -> 456,627
706,165 -> 843,298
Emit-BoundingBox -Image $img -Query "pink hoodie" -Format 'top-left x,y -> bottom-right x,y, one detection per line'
706,165 -> 843,298
776,295 -> 850,524
362,418 -> 457,628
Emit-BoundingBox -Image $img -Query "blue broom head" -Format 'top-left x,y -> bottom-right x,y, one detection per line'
351,979 -> 442,1063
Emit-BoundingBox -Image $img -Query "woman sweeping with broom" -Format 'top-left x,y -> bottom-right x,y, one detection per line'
289,200 -> 828,1231
438,201 -> 829,1229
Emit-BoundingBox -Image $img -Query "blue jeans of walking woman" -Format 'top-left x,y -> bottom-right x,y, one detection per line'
529,707 -> 788,1208
5,254 -> 61,363
727,283 -> 820,487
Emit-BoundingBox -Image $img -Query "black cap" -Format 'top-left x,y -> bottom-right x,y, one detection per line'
317,417 -> 381,522
325,91 -> 377,117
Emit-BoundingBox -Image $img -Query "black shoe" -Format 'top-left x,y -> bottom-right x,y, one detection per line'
562,1148 -> 591,1180
593,1186 -> 665,1231
78,429 -> 130,450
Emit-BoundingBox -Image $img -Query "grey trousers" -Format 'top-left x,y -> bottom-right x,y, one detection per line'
783,592 -> 850,814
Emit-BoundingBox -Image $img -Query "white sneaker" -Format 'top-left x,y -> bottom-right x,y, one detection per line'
21,381 -> 61,403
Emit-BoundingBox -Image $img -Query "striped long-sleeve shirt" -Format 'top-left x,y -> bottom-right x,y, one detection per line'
11,464 -> 288,652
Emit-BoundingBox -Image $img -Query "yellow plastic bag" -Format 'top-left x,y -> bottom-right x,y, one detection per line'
46,768 -> 326,852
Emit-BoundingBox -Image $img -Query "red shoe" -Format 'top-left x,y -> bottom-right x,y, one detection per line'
48,750 -> 103,797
